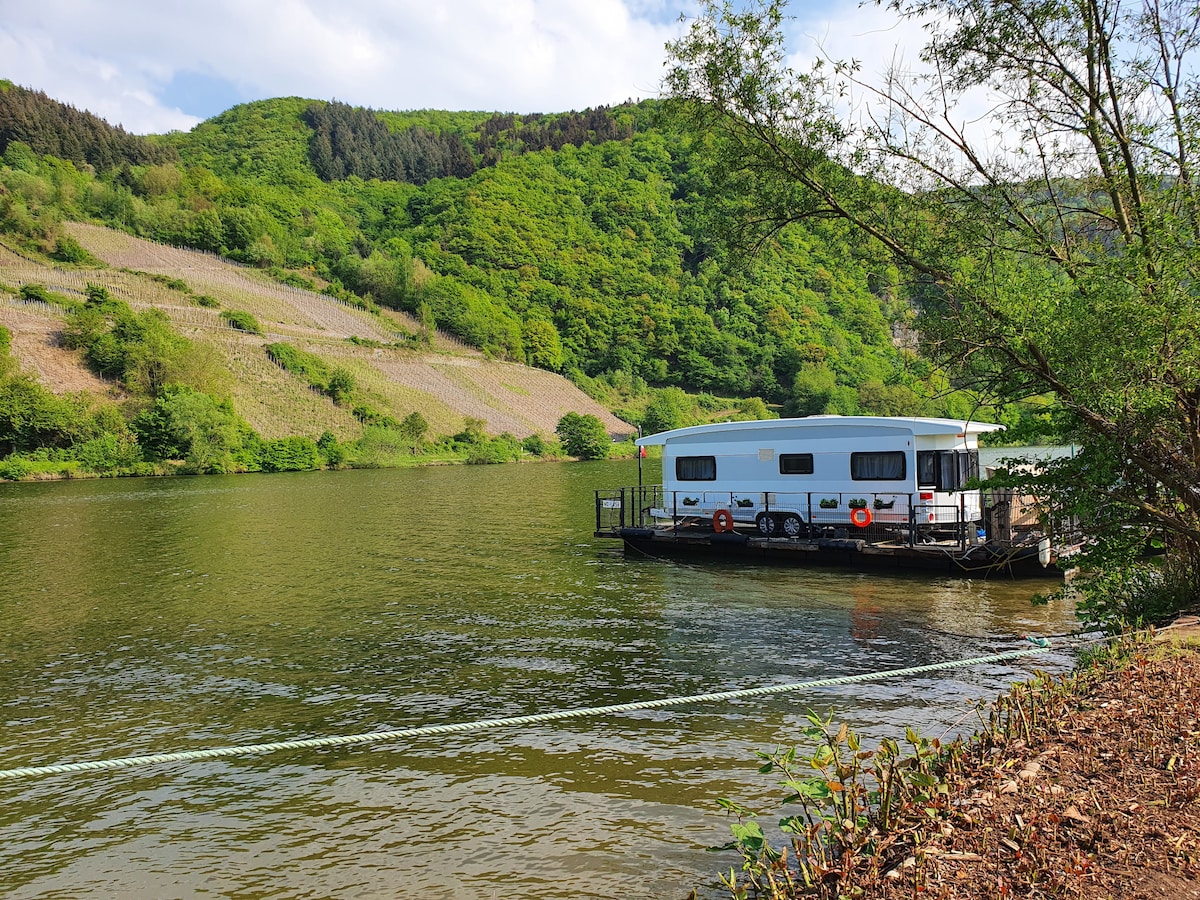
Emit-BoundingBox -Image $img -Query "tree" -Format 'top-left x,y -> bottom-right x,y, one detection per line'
642,387 -> 691,435
556,412 -> 610,460
398,410 -> 429,452
666,0 -> 1200,597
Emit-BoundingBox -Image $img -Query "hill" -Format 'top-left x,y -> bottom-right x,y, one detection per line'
1,91 -> 976,418
0,222 -> 631,444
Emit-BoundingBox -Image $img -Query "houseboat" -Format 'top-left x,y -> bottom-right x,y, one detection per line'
594,416 -> 1059,577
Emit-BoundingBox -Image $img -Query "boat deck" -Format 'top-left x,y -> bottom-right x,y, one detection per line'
598,525 -> 1057,578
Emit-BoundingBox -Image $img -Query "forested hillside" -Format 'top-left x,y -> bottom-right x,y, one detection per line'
0,83 -> 1032,478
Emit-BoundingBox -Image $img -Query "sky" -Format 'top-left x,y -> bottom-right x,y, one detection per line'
0,0 -> 931,135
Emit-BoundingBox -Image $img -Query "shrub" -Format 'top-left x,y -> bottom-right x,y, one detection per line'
556,412 -> 609,460
74,432 -> 142,473
0,457 -> 31,480
260,436 -> 321,472
466,433 -> 522,465
326,367 -> 356,405
317,430 -> 346,467
220,309 -> 263,335
19,283 -> 51,303
51,235 -> 94,264
522,433 -> 551,457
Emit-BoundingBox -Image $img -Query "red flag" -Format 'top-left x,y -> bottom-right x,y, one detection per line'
639,446 -> 647,458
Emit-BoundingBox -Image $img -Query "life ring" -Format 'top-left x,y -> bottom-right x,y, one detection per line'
850,507 -> 873,528
712,509 -> 735,533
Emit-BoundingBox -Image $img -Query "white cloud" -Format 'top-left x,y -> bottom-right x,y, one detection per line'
0,0 -> 689,133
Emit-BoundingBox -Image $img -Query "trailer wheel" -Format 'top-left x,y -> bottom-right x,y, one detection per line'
780,514 -> 805,539
755,512 -> 778,536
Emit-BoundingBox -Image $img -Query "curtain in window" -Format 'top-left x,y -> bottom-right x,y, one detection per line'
851,451 -> 906,480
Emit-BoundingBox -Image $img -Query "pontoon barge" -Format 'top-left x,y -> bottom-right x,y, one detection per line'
594,416 -> 1058,578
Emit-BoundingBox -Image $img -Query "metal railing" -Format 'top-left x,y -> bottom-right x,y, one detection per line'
595,486 -> 997,551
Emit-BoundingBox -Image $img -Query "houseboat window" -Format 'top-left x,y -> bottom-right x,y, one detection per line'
917,450 -> 937,486
676,455 -> 716,481
916,450 -> 980,491
779,453 -> 814,475
850,451 -> 906,481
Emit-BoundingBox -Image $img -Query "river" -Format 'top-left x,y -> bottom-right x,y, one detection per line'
0,460 -> 1076,899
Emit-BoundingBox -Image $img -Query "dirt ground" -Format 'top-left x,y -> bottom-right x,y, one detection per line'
865,624 -> 1200,899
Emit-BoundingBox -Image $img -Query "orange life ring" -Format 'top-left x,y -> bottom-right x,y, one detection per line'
712,509 -> 735,533
850,507 -> 873,528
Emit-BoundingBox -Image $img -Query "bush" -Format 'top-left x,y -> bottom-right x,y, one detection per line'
522,433 -> 551,457
556,412 -> 610,460
466,433 -> 522,464
0,457 -> 31,481
51,235 -> 94,264
221,309 -> 263,335
260,436 -> 321,472
75,432 -> 142,473
317,430 -> 346,467
19,283 -> 51,304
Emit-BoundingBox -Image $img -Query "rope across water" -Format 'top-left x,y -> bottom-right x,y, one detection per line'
0,647 -> 1051,782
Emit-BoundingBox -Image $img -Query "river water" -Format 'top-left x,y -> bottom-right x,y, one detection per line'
0,460 -> 1076,899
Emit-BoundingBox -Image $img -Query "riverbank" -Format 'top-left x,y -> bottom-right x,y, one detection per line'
711,627 -> 1200,898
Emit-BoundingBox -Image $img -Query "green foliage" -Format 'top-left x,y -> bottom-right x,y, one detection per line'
556,412 -> 609,460
131,385 -> 247,473
74,430 -> 142,473
398,410 -> 428,451
466,432 -> 522,464
0,83 -> 178,170
303,100 -> 475,184
51,234 -> 96,264
665,0 -> 1200,593
326,367 -> 356,405
0,370 -> 95,456
220,308 -> 263,334
521,433 -> 552,456
717,711 -> 951,898
265,341 -> 328,384
317,430 -> 346,467
641,387 -> 693,435
259,435 -> 321,472
63,294 -> 214,397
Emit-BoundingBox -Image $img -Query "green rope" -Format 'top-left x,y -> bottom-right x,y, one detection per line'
0,647 -> 1051,782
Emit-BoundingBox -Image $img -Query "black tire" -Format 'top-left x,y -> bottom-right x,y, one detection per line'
755,512 -> 777,536
780,513 -> 805,539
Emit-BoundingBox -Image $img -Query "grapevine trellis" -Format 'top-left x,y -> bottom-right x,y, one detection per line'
3,223 -> 631,440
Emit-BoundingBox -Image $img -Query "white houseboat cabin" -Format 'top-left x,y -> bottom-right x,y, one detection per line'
636,415 -> 1003,537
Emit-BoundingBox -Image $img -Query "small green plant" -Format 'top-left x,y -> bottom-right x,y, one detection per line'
848,498 -> 868,509
716,711 -> 954,899
194,294 -> 220,308
819,498 -> 838,509
873,498 -> 895,510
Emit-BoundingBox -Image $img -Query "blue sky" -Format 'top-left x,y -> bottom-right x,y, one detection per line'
0,0 -> 908,134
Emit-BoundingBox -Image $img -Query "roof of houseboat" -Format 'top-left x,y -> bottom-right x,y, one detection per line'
635,415 -> 1004,447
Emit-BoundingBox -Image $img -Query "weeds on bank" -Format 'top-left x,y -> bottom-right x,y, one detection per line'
715,709 -> 957,899
714,641 -> 1155,900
